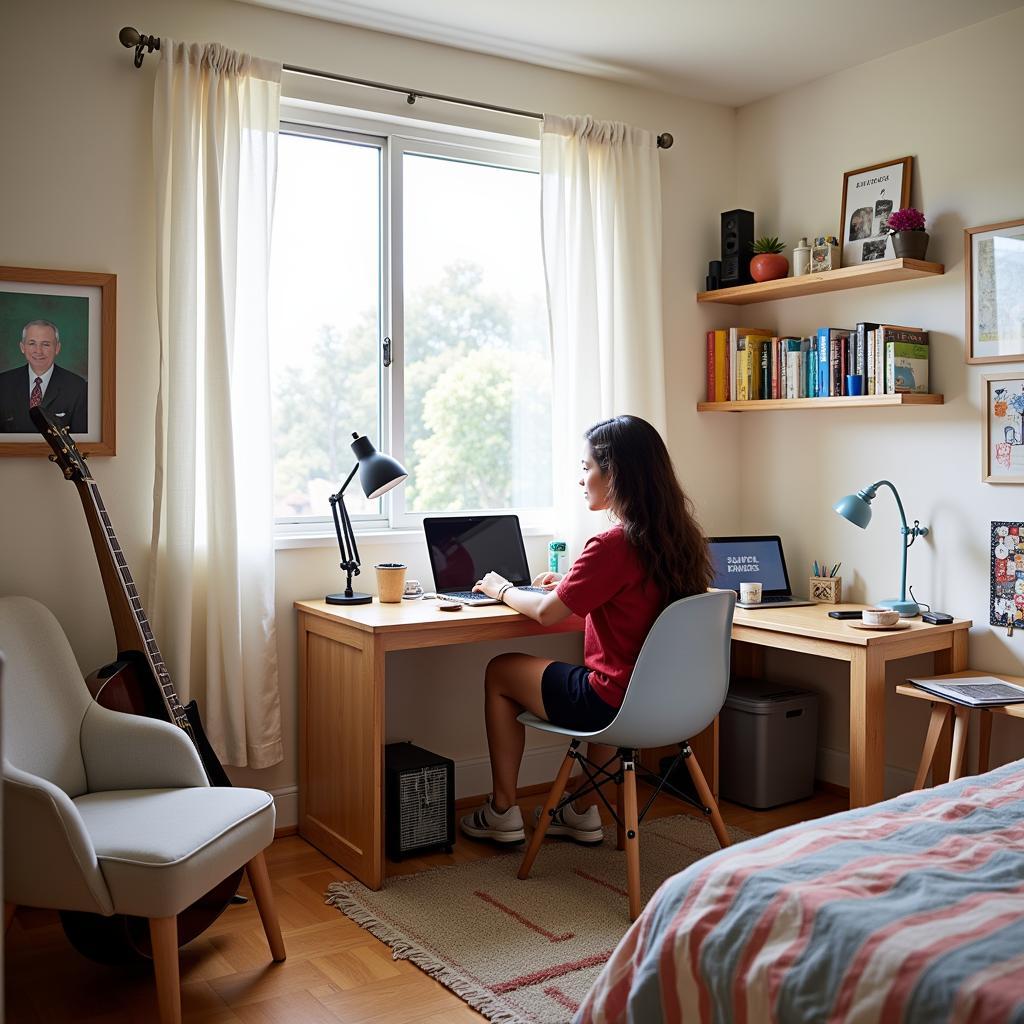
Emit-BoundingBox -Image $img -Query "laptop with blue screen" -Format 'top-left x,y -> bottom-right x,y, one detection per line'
708,535 -> 814,608
423,515 -> 549,605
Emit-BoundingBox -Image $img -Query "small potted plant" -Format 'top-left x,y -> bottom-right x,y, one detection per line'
749,236 -> 789,282
886,208 -> 929,260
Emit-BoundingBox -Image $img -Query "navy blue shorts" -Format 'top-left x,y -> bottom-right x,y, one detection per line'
541,661 -> 618,732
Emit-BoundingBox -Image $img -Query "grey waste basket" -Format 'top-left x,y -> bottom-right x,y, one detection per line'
720,677 -> 818,809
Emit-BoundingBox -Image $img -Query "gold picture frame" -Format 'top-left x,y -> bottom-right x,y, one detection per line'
965,218 -> 1024,364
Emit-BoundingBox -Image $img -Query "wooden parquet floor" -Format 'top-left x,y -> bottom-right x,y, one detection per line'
4,788 -> 846,1023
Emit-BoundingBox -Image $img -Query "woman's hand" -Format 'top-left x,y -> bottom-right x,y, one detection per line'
473,571 -> 510,599
531,571 -> 563,590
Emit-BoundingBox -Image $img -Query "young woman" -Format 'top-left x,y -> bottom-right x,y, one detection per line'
460,415 -> 713,845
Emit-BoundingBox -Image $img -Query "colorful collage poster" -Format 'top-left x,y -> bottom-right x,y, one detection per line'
990,521 -> 1024,629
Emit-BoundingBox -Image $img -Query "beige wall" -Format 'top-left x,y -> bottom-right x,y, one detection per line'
0,0 -> 738,822
734,7 -> 1024,791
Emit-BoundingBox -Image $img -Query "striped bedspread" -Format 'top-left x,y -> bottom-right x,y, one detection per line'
578,759 -> 1024,1024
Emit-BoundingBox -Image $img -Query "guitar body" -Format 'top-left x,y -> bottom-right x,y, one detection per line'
28,407 -> 245,965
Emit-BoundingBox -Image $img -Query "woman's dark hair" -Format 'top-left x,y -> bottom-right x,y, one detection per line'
584,415 -> 713,602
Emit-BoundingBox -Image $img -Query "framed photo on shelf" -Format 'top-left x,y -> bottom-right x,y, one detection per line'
965,217 -> 1024,364
0,266 -> 115,457
839,156 -> 913,267
982,372 -> 1024,484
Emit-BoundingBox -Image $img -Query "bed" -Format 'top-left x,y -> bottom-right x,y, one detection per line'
577,759 -> 1024,1023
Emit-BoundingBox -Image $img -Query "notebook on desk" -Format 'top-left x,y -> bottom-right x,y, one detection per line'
708,535 -> 814,608
423,515 -> 548,605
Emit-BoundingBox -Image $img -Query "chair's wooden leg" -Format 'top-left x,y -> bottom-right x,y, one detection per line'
518,743 -> 577,881
684,746 -> 730,849
622,753 -> 641,922
978,709 -> 994,775
914,704 -> 949,790
949,706 -> 970,783
5,902 -> 16,932
149,916 -> 181,1024
245,850 -> 287,962
616,777 -> 626,851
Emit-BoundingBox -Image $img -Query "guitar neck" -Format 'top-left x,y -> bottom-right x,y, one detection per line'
74,478 -> 188,730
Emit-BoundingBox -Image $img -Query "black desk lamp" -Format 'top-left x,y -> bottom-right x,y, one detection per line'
326,432 -> 408,605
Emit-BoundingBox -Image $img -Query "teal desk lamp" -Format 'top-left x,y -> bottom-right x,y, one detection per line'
833,480 -> 929,617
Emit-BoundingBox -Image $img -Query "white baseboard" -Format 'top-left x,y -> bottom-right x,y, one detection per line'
455,742 -> 569,800
269,785 -> 299,829
816,746 -> 916,799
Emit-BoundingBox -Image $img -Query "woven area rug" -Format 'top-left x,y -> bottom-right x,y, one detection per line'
325,814 -> 750,1024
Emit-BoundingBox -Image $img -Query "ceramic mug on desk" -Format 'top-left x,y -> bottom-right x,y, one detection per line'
739,581 -> 762,604
375,563 -> 407,603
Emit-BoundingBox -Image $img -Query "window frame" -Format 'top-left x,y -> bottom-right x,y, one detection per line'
272,104 -> 550,540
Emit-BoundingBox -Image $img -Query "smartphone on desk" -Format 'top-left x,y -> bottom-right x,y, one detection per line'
828,610 -> 863,620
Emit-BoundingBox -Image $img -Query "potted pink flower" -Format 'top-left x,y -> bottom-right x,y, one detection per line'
886,208 -> 929,260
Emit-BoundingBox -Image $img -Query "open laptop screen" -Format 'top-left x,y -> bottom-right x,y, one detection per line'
424,515 -> 532,592
708,536 -> 792,596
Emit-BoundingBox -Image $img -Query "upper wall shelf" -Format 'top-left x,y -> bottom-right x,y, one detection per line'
696,258 -> 945,306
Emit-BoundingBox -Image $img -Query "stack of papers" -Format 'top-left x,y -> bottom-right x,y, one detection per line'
910,675 -> 1024,707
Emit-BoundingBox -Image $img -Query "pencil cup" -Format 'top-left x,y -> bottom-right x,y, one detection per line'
375,563 -> 407,603
810,577 -> 842,603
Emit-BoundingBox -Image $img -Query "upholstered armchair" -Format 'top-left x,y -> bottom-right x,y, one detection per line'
0,596 -> 286,1024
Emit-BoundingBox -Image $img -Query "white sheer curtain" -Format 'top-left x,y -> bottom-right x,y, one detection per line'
540,114 -> 667,556
149,40 -> 283,768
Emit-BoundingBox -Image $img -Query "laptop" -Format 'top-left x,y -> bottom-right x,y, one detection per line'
423,515 -> 549,605
708,535 -> 814,609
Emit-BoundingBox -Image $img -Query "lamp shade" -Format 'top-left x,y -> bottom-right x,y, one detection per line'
350,433 -> 408,499
833,490 -> 873,529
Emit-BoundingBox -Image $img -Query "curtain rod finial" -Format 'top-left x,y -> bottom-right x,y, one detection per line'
119,26 -> 141,48
657,133 -> 673,150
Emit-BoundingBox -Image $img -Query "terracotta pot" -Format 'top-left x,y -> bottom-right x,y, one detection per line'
750,253 -> 789,282
891,230 -> 929,260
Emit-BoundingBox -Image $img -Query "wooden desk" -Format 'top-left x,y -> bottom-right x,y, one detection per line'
731,603 -> 971,807
295,599 -> 587,889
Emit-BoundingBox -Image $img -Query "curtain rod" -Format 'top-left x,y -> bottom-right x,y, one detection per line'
118,27 -> 674,149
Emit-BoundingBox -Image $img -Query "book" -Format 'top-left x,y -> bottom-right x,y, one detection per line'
714,330 -> 728,403
730,327 -> 772,401
866,328 -> 877,394
882,327 -> 929,394
705,331 -> 715,402
910,675 -> 1024,707
856,321 -> 877,385
817,328 -> 852,397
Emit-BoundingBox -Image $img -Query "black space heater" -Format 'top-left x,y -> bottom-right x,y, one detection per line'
385,742 -> 455,861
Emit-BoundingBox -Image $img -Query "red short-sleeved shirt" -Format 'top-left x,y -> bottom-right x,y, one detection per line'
555,526 -> 664,709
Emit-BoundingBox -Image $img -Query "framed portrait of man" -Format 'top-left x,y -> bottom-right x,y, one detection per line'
0,267 -> 116,456
839,157 -> 913,267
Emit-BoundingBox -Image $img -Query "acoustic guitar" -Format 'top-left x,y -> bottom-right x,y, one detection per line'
31,405 -> 243,964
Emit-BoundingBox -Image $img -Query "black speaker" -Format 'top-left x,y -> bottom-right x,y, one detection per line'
720,209 -> 754,286
385,742 -> 455,860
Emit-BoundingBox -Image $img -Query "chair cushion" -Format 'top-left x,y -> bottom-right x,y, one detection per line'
74,787 -> 275,918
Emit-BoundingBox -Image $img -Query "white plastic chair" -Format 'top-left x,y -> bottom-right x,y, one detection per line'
517,590 -> 736,920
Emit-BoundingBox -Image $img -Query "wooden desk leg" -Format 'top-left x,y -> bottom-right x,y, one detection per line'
913,704 -> 949,790
949,706 -> 970,783
849,646 -> 886,807
931,629 -> 969,785
978,710 -> 994,775
731,640 -> 764,679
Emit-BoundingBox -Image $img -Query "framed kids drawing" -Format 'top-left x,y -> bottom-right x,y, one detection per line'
990,522 -> 1024,630
839,156 -> 913,267
982,373 -> 1024,483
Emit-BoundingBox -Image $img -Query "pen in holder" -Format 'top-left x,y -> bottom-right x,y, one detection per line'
810,576 -> 843,603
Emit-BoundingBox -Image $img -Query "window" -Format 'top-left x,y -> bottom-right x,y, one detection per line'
269,115 -> 552,532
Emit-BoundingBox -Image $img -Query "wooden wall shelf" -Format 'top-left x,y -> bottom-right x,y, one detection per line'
697,394 -> 944,412
697,258 -> 945,305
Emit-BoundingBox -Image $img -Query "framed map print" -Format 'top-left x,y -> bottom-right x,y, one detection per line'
966,217 -> 1024,364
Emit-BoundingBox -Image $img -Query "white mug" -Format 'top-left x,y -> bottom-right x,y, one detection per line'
739,581 -> 763,604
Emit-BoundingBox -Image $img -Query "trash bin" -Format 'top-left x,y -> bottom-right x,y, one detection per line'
720,677 -> 818,809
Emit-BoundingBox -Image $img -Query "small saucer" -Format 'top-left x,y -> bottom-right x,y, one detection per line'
847,619 -> 912,631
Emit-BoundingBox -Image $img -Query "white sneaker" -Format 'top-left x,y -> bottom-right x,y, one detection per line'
460,798 -> 526,844
534,802 -> 604,845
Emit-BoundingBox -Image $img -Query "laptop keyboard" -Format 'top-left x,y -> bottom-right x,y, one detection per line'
445,586 -> 548,602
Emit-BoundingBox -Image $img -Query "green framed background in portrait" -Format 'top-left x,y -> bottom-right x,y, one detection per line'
0,267 -> 116,457
839,156 -> 913,268
965,217 -> 1024,364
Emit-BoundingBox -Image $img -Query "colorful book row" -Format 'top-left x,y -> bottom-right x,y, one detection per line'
704,324 -> 930,403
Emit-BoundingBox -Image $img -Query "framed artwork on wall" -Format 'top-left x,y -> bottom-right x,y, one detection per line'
965,217 -> 1024,364
990,521 -> 1024,629
0,266 -> 116,457
839,156 -> 913,267
982,372 -> 1024,483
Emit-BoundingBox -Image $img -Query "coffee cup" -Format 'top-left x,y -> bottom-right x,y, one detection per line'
375,563 -> 407,603
863,606 -> 900,626
403,578 -> 423,600
739,581 -> 762,604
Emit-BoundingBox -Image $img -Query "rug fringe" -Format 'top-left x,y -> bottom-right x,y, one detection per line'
325,881 -> 531,1024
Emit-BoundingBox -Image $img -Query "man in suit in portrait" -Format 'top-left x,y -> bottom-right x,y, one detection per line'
0,319 -> 88,432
